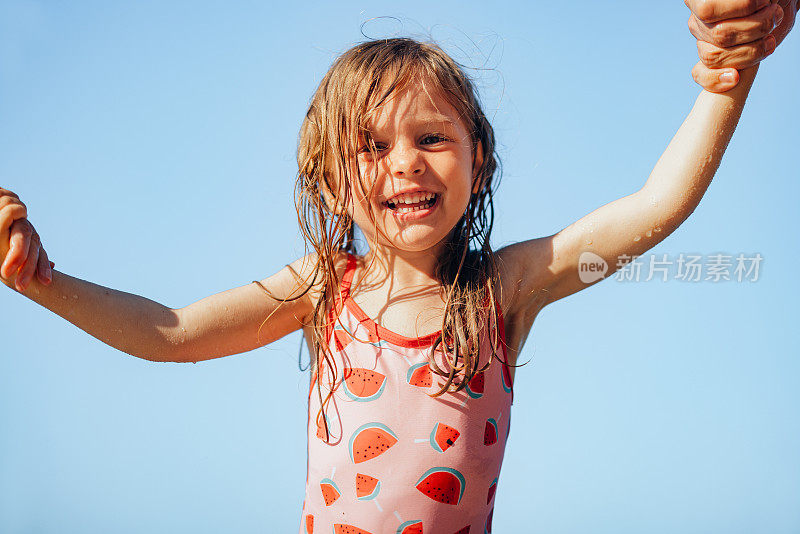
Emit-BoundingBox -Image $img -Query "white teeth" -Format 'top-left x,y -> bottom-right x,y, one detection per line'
388,192 -> 436,206
392,194 -> 437,213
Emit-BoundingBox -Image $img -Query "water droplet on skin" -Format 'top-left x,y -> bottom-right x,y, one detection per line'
633,236 -> 641,242
654,226 -> 662,233
61,295 -> 67,300
72,294 -> 78,299
181,327 -> 186,332
585,240 -> 593,246
224,306 -> 228,312
645,230 -> 652,238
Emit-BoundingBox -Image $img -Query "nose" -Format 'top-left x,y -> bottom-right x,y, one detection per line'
386,143 -> 425,177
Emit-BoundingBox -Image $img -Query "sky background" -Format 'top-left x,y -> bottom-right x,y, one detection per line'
1,1 -> 798,533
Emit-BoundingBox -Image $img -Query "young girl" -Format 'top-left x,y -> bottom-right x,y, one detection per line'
0,14 -> 789,534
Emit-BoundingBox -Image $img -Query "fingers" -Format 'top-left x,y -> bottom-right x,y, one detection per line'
688,3 -> 784,46
685,0 -> 774,24
36,247 -> 53,285
15,230 -> 41,291
0,187 -> 21,200
1,218 -> 32,279
691,61 -> 742,92
696,33 -> 776,69
0,195 -> 27,230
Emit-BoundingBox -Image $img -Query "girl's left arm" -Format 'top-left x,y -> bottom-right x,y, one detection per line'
498,65 -> 759,314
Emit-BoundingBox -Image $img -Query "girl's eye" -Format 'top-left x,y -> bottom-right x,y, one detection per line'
421,134 -> 448,145
359,142 -> 387,154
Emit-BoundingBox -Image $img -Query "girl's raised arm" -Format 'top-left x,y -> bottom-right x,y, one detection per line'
2,223 -> 318,362
498,66 -> 759,316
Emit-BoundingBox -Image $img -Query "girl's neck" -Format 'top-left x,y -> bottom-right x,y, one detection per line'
362,246 -> 442,289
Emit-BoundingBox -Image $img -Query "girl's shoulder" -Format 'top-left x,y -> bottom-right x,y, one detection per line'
289,249 -> 351,313
495,240 -> 554,319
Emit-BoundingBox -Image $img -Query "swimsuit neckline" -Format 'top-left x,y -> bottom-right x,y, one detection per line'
341,253 -> 442,349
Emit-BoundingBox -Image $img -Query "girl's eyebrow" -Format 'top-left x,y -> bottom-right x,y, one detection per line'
367,115 -> 459,134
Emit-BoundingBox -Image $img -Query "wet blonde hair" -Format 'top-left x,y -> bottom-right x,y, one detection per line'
286,37 -> 513,441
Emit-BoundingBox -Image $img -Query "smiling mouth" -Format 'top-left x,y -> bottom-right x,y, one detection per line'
384,193 -> 439,213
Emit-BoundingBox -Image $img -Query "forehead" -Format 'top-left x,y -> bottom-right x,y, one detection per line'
363,83 -> 468,135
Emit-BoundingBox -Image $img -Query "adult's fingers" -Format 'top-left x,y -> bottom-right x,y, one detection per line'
0,188 -> 21,200
691,61 -> 742,92
685,0 -> 775,24
688,3 -> 783,47
696,33 -> 776,69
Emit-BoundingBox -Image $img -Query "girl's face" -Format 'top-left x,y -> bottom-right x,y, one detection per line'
347,84 -> 482,258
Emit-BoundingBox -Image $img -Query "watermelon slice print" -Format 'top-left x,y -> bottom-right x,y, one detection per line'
355,473 -> 381,501
320,478 -> 340,506
501,363 -> 513,393
484,418 -> 498,446
343,368 -> 386,402
333,525 -> 374,534
304,514 -> 313,534
466,371 -> 484,399
396,520 -> 423,534
407,362 -> 432,387
415,467 -> 466,505
429,423 -> 460,453
333,327 -> 353,352
349,422 -> 398,464
484,507 -> 493,533
453,526 -> 470,534
487,477 -> 497,504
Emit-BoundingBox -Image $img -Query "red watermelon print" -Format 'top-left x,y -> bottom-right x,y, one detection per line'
356,473 -> 381,500
484,418 -> 498,446
429,423 -> 460,453
343,368 -> 386,402
485,508 -> 493,533
487,477 -> 497,504
320,478 -> 340,506
396,520 -> 423,533
453,527 -> 470,534
415,467 -> 466,505
349,422 -> 398,464
501,363 -> 513,393
333,328 -> 353,352
333,525 -> 374,534
406,362 -> 432,387
466,371 -> 484,399
304,514 -> 313,534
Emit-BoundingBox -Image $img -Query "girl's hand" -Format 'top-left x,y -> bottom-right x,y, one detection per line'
686,0 -> 797,92
0,188 -> 54,291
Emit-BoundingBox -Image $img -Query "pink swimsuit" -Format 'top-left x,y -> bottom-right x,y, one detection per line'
299,254 -> 514,534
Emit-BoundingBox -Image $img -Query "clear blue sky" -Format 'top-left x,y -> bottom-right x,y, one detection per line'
1,1 -> 798,532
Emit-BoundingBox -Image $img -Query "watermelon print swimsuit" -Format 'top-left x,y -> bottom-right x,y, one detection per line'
300,254 -> 514,534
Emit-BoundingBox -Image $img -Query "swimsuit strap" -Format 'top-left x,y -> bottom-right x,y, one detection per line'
340,252 -> 358,296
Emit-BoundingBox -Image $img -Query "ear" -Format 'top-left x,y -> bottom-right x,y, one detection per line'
471,142 -> 485,195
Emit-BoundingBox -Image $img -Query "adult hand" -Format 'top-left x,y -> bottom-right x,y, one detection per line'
0,188 -> 54,291
686,0 -> 798,92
